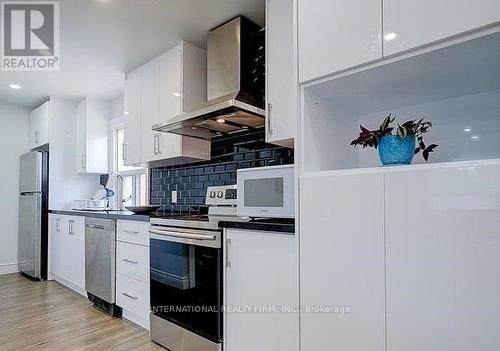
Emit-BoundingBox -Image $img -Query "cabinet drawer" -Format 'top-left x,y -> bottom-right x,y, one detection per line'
117,241 -> 149,283
116,274 -> 150,320
117,220 -> 149,246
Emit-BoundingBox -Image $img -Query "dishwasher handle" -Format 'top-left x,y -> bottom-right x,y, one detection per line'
86,224 -> 106,230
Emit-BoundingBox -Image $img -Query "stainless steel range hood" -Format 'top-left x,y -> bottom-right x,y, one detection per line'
153,17 -> 265,140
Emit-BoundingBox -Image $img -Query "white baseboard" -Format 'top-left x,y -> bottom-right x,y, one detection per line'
0,262 -> 19,275
123,310 -> 150,331
52,274 -> 87,297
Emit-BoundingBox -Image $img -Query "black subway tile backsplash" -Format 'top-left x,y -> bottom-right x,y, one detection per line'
150,130 -> 293,213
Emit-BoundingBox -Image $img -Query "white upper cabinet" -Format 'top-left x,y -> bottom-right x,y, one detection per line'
383,0 -> 500,56
30,101 -> 50,149
385,163 -> 500,351
140,62 -> 163,163
124,41 -> 210,165
224,229 -> 299,351
300,172 -> 386,351
76,98 -> 110,174
159,45 -> 182,124
266,0 -> 296,148
123,70 -> 142,166
48,97 -> 101,210
298,0 -> 382,83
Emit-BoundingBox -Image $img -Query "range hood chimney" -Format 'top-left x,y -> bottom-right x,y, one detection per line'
153,16 -> 265,140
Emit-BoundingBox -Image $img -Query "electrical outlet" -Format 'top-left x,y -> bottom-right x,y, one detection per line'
171,190 -> 178,204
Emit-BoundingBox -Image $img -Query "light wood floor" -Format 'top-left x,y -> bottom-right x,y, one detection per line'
0,273 -> 165,351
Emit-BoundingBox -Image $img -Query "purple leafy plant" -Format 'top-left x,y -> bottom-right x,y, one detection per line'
351,114 -> 438,161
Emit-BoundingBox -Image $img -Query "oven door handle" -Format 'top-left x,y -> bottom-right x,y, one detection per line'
149,228 -> 217,241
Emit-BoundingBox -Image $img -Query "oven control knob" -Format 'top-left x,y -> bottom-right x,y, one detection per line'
217,191 -> 224,198
209,191 -> 216,198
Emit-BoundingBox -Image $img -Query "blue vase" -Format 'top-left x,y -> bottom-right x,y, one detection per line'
378,135 -> 416,166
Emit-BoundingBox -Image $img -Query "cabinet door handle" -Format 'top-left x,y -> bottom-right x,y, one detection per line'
122,142 -> 127,161
267,102 -> 273,135
56,218 -> 61,232
226,238 -> 232,268
122,292 -> 138,300
153,134 -> 158,155
34,131 -> 40,144
124,230 -> 139,235
157,134 -> 162,155
81,154 -> 86,170
68,220 -> 74,235
123,258 -> 139,264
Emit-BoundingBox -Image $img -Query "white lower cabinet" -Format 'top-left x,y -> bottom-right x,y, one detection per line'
300,173 -> 386,351
116,274 -> 150,321
115,220 -> 150,330
224,229 -> 299,351
117,220 -> 150,247
117,241 -> 149,283
385,163 -> 500,351
300,161 -> 500,351
49,214 -> 86,295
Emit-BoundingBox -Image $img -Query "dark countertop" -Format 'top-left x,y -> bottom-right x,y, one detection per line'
219,218 -> 295,234
49,209 -> 151,222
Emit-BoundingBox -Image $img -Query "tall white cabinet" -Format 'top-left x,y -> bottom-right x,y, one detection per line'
123,41 -> 210,166
383,0 -> 500,56
300,172 -> 386,351
76,98 -> 110,174
385,163 -> 500,351
224,229 -> 299,351
298,0 -> 383,83
265,0 -> 296,147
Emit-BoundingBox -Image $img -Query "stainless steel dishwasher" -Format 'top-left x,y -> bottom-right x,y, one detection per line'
85,217 -> 121,316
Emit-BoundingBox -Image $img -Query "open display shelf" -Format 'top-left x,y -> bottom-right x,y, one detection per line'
301,30 -> 500,173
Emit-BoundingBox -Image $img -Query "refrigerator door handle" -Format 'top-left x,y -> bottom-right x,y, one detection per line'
18,193 -> 42,279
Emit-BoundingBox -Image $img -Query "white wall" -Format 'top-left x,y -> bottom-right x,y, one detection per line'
0,101 -> 30,274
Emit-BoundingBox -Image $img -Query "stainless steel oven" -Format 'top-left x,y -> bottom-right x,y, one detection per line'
149,224 -> 223,351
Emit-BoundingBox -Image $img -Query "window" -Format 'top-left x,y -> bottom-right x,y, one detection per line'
109,118 -> 148,206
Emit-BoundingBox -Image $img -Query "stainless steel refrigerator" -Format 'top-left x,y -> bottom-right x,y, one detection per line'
19,151 -> 48,280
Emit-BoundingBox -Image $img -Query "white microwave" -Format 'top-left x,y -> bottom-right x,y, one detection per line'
237,165 -> 295,218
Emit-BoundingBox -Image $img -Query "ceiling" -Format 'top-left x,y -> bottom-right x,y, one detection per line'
0,0 -> 265,108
